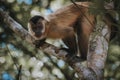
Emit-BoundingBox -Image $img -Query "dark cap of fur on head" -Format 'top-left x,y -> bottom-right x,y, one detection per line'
29,16 -> 44,24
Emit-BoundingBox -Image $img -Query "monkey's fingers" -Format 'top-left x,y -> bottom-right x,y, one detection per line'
33,38 -> 46,48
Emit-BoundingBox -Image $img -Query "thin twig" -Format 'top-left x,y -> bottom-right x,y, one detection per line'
6,45 -> 19,71
6,45 -> 22,80
16,65 -> 22,80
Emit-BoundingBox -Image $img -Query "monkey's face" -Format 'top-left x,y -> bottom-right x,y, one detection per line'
28,16 -> 46,40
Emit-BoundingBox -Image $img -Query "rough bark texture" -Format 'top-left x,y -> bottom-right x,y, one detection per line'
87,15 -> 111,80
0,8 -> 111,80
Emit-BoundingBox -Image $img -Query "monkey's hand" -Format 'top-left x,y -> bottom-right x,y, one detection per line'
33,38 -> 46,48
60,48 -> 85,63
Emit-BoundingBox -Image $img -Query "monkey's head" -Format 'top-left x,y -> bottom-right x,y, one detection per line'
28,15 -> 48,40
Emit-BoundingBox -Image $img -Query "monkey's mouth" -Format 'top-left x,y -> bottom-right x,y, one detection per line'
35,34 -> 42,38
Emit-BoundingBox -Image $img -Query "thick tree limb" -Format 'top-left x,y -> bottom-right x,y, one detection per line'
0,8 -> 111,80
87,15 -> 111,80
0,9 -> 34,43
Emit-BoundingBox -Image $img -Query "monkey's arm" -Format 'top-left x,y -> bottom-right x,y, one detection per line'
62,34 -> 77,55
33,38 -> 46,48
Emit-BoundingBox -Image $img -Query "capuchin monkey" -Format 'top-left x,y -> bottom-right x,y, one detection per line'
28,2 -> 116,60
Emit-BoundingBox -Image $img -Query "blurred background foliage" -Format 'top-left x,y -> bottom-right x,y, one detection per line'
0,0 -> 120,80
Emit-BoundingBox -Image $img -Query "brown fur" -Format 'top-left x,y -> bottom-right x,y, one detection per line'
28,2 -> 114,59
45,2 -> 91,39
44,2 -> 95,59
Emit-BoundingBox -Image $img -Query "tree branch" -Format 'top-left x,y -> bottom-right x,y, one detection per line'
0,8 -> 111,80
87,15 -> 111,80
0,8 -> 34,43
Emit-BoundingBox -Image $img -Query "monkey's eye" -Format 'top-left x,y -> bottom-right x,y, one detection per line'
32,26 -> 43,34
36,23 -> 43,30
37,26 -> 43,31
37,22 -> 43,27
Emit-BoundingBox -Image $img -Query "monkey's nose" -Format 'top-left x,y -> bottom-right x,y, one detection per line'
35,33 -> 42,37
